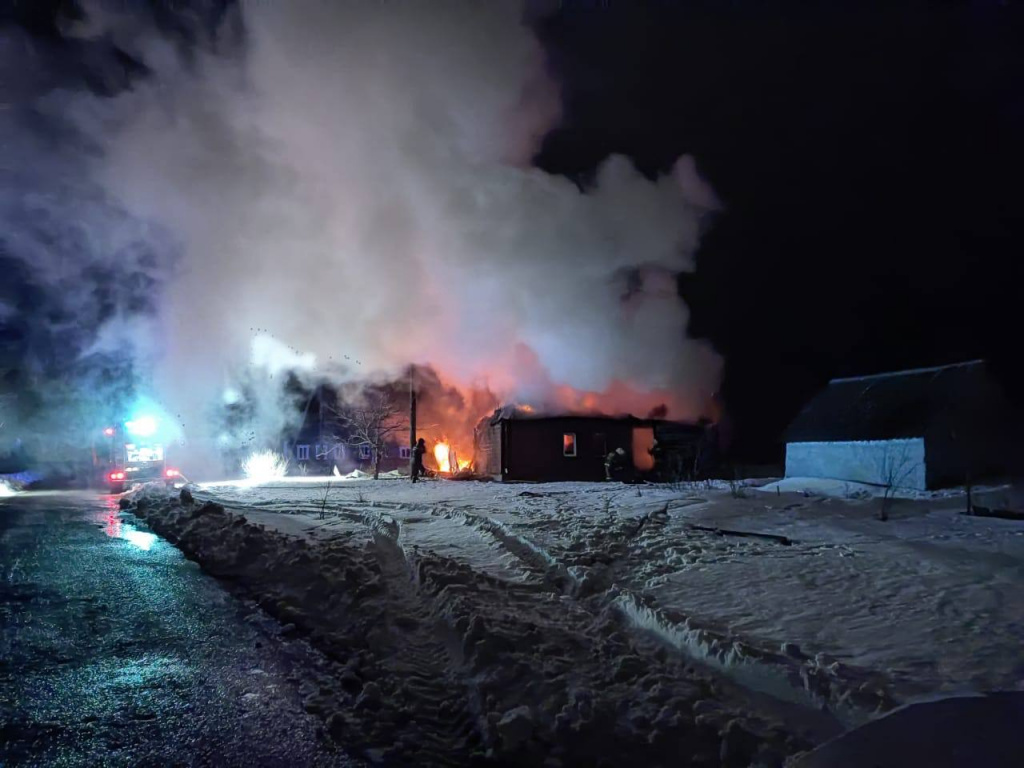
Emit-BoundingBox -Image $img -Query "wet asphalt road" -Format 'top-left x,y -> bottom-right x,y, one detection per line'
0,492 -> 358,768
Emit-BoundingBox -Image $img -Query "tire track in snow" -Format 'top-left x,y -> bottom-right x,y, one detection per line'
607,510 -> 900,726
356,500 -> 568,591
408,499 -> 894,730
431,506 -> 571,591
345,505 -> 480,766
203,489 -> 877,747
180,488 -> 818,762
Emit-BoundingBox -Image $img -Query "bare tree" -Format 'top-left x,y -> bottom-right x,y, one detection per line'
877,440 -> 918,521
335,390 -> 407,480
317,480 -> 333,520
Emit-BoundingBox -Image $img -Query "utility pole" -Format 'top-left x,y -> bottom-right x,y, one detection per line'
317,384 -> 324,462
409,364 -> 417,480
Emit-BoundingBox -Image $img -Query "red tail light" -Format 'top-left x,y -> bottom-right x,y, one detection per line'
108,471 -> 126,482
165,468 -> 181,478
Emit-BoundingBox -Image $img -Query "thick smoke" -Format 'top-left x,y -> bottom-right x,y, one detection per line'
13,1 -> 721,474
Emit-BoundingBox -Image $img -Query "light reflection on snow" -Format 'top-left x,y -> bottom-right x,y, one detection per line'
200,474 -> 343,490
241,449 -> 290,482
0,480 -> 18,497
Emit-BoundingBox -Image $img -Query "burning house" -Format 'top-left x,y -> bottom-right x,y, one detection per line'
474,405 -> 706,483
276,377 -> 471,478
280,384 -> 412,476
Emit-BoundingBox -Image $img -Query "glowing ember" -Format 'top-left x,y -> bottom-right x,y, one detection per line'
242,450 -> 289,481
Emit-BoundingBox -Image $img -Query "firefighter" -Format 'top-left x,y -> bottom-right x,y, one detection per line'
411,438 -> 427,483
605,447 -> 627,481
647,438 -> 665,480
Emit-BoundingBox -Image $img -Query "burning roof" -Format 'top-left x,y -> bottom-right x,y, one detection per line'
484,403 -> 686,425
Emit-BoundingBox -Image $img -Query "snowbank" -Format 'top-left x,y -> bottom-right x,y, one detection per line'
127,483 -> 809,766
127,477 -> 1024,764
0,471 -> 36,495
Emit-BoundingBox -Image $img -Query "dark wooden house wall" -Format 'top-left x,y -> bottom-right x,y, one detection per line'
500,418 -> 635,482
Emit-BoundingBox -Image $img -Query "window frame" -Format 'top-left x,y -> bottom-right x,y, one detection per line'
563,432 -> 577,457
399,446 -> 412,460
296,444 -> 310,461
359,443 -> 372,459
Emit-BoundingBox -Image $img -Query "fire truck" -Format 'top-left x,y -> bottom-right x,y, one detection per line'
98,414 -> 183,493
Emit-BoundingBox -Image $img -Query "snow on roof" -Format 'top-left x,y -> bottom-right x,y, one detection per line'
828,359 -> 986,385
482,405 -> 706,432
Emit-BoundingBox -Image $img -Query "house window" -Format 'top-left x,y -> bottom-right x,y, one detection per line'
399,446 -> 412,460
359,444 -> 371,459
563,433 -> 577,457
296,444 -> 310,461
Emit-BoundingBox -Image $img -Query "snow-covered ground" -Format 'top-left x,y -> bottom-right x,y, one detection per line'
194,477 -> 1024,697
129,476 -> 1024,765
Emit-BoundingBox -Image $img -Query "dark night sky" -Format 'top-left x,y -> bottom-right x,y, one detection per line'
4,0 -> 1024,456
535,0 -> 1024,455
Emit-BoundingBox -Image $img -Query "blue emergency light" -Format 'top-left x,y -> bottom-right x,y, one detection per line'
125,415 -> 159,437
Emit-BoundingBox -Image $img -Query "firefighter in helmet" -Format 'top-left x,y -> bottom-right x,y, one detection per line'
605,447 -> 627,481
411,438 -> 427,483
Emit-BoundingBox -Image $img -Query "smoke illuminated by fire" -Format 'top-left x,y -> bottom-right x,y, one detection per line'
25,1 -> 722,474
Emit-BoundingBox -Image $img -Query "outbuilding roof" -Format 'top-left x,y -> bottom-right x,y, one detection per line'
785,360 -> 1000,443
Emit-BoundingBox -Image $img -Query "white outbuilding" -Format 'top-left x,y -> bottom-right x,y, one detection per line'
784,360 -> 1022,491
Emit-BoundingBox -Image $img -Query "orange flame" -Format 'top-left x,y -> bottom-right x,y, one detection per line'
433,439 -> 472,473
433,441 -> 451,472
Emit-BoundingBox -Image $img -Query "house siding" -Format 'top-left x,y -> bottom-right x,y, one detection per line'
500,418 -> 635,483
474,422 -> 502,477
785,438 -> 927,490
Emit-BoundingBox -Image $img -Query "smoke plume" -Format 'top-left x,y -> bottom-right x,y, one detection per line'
7,1 -> 721,475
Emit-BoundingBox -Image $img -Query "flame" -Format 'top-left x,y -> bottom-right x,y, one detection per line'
432,439 -> 471,473
433,441 -> 451,472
